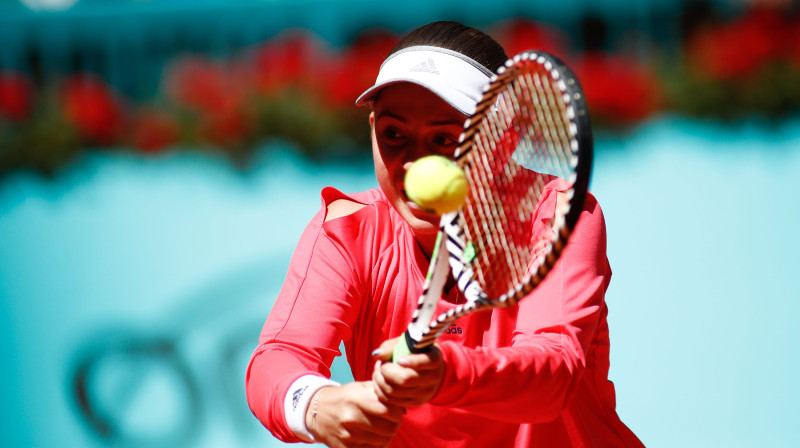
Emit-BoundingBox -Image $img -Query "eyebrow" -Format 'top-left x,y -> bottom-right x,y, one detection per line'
377,111 -> 465,127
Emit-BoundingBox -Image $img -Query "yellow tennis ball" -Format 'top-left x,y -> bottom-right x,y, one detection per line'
404,155 -> 469,215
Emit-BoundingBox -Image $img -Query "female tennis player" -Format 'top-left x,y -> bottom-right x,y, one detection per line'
246,21 -> 644,447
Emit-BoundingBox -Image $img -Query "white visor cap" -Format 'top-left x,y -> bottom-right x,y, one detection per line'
355,46 -> 493,116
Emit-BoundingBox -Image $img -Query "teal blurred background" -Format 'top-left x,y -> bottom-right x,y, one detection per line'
1,1 -> 799,447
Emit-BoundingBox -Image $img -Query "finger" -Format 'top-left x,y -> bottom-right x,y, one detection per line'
373,381 -> 424,405
347,414 -> 402,438
374,359 -> 433,400
377,395 -> 431,408
375,368 -> 436,399
361,397 -> 407,422
371,338 -> 399,362
375,362 -> 443,407
395,348 -> 442,370
341,440 -> 394,448
379,362 -> 426,387
332,425 -> 395,446
355,382 -> 406,422
322,425 -> 393,448
329,408 -> 402,446
373,374 -> 424,408
319,408 -> 400,446
372,362 -> 393,403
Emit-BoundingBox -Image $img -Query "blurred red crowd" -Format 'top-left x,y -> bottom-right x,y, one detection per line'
686,4 -> 799,80
0,7 -> 798,165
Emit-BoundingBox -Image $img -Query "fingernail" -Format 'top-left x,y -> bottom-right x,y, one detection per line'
371,348 -> 383,357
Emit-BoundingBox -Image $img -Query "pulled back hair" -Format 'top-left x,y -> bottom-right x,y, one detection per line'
389,21 -> 509,73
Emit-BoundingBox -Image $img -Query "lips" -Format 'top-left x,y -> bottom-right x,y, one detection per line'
400,187 -> 419,209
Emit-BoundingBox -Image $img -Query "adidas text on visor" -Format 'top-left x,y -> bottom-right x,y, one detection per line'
356,46 -> 493,116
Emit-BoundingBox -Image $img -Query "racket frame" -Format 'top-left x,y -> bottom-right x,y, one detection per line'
393,51 -> 593,360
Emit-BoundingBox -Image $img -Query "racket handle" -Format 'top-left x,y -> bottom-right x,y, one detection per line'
392,333 -> 413,361
392,331 -> 431,361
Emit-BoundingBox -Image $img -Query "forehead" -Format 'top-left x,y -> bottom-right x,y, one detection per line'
373,83 -> 466,123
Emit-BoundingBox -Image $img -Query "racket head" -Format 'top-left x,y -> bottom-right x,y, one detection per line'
398,50 -> 593,355
453,50 -> 593,306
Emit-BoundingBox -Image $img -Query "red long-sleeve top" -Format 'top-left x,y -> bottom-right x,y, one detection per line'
246,186 -> 643,447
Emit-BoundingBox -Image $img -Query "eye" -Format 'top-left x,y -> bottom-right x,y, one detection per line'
379,126 -> 407,145
431,133 -> 459,155
433,134 -> 457,146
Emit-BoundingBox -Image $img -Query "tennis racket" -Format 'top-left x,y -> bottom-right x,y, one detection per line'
393,50 -> 593,359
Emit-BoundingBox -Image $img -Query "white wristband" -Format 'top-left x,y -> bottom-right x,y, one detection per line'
284,375 -> 340,441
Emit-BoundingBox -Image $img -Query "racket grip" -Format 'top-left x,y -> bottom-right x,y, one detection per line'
392,332 -> 413,361
392,331 -> 431,361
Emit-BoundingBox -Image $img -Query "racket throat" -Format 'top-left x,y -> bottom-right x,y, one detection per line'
405,331 -> 433,354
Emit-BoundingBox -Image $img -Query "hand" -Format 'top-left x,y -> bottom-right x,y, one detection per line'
305,382 -> 404,448
371,337 -> 445,408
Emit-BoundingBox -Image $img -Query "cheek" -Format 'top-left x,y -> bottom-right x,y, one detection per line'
371,133 -> 387,173
372,138 -> 404,173
371,139 -> 396,193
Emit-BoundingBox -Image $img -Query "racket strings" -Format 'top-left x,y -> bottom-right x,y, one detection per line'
460,60 -> 577,300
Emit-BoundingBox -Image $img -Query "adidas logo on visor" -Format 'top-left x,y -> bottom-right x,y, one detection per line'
410,58 -> 440,75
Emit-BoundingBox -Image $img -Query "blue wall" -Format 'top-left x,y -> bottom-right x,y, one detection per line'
1,116 -> 799,447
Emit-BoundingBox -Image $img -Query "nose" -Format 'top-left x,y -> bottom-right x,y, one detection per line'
402,139 -> 429,171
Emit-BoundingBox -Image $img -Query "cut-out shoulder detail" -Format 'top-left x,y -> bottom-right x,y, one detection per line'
325,199 -> 367,222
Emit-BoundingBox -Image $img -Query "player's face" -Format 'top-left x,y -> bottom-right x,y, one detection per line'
370,83 -> 466,239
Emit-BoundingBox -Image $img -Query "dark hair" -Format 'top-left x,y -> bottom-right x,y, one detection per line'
389,21 -> 508,73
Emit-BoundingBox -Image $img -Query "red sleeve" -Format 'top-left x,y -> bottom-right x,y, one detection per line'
429,193 -> 611,423
245,188 -> 379,442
